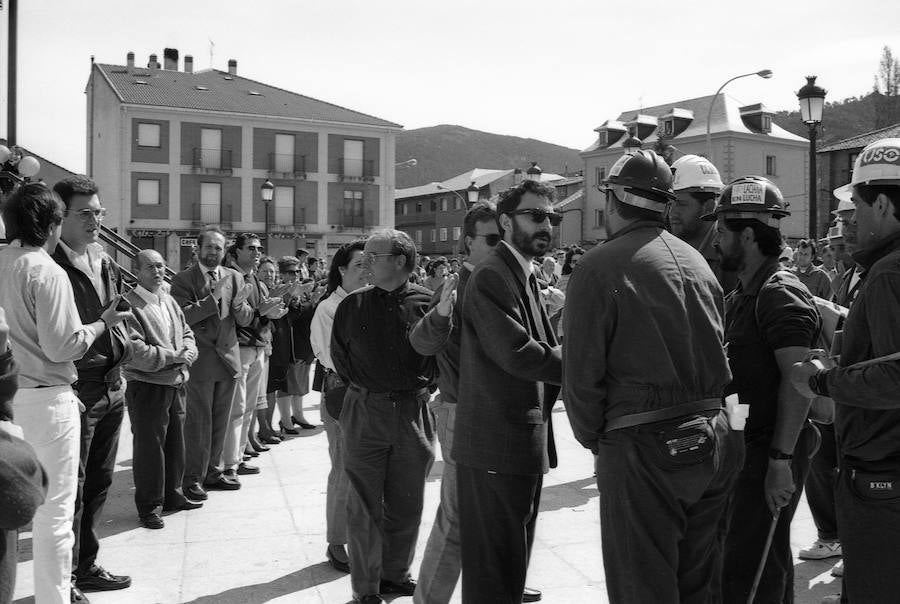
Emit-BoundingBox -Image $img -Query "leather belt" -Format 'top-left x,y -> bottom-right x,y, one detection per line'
604,398 -> 722,432
348,384 -> 428,400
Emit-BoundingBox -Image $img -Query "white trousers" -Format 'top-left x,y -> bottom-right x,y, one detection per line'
14,386 -> 81,604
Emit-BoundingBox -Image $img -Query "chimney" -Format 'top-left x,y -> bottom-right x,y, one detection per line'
148,54 -> 158,69
163,48 -> 179,71
228,59 -> 237,75
184,55 -> 193,73
126,52 -> 135,67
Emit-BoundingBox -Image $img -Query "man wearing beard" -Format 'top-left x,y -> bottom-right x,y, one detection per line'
710,176 -> 820,603
454,180 -> 562,603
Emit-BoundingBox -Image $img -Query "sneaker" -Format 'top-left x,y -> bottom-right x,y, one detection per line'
799,539 -> 842,560
831,559 -> 844,577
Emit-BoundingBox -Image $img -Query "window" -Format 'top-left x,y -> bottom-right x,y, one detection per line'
343,190 -> 364,226
454,198 -> 462,211
401,203 -> 408,216
766,155 -> 777,176
848,152 -> 859,175
594,209 -> 604,228
200,182 -> 221,223
274,134 -> 295,173
595,167 -> 606,187
439,228 -> 448,242
430,199 -> 437,211
200,128 -> 222,169
274,186 -> 294,225
343,139 -> 364,177
440,198 -> 448,212
598,132 -> 608,146
761,116 -> 772,133
663,119 -> 674,136
452,227 -> 461,242
137,123 -> 161,147
430,229 -> 437,243
416,202 -> 423,213
415,230 -> 422,244
137,179 -> 160,205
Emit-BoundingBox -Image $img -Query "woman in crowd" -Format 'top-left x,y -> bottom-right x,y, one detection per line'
423,256 -> 449,292
254,257 -> 283,446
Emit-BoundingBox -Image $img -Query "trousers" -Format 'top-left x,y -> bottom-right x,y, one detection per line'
183,377 -> 238,487
226,346 -> 265,470
805,422 -> 839,540
321,382 -> 349,545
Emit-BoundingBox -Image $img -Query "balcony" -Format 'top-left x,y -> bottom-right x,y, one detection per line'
268,153 -> 307,179
191,203 -> 233,229
338,157 -> 375,183
192,148 -> 233,175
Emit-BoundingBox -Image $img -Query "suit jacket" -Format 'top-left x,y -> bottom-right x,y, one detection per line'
169,264 -> 253,380
122,288 -> 197,386
454,243 -> 562,475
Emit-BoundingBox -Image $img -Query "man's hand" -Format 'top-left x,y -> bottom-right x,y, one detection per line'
436,273 -> 459,317
764,460 -> 795,515
100,296 -> 133,328
260,298 -> 286,319
212,276 -> 231,301
790,355 -> 831,399
173,347 -> 195,366
231,283 -> 253,307
0,306 -> 9,353
268,283 -> 292,298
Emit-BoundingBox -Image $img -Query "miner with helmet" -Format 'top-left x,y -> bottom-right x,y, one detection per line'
790,138 -> 900,603
709,175 -> 821,602
563,149 -> 742,603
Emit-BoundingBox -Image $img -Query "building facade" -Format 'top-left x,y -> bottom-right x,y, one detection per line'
87,49 -> 401,268
580,94 -> 809,243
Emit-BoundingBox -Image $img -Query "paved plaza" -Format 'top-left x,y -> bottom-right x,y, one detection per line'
14,395 -> 842,603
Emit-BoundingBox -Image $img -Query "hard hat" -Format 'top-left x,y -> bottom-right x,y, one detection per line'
671,154 -> 724,193
832,197 -> 855,215
702,175 -> 789,227
599,149 -> 675,212
833,137 -> 900,201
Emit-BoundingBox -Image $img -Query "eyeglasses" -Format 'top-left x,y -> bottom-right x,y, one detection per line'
245,245 -> 264,252
68,208 -> 107,221
281,269 -> 300,274
363,252 -> 397,264
507,209 -> 563,226
474,233 -> 501,246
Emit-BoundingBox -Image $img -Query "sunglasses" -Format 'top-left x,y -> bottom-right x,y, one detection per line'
507,209 -> 562,226
474,233 -> 501,246
68,208 -> 108,221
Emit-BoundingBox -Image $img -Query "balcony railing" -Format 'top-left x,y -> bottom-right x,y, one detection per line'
268,153 -> 307,178
338,157 -> 375,182
192,203 -> 233,228
192,148 -> 233,174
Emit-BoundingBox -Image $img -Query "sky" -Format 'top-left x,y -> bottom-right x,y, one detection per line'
1,0 -> 898,173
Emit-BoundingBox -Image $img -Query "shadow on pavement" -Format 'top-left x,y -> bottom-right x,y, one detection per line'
177,561 -> 345,604
793,558 -> 843,603
539,476 -> 597,512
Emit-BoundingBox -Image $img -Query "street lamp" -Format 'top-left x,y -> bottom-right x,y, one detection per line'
705,69 -> 773,158
260,179 -> 274,248
797,75 -> 827,240
436,183 -> 469,209
526,161 -> 542,181
0,144 -> 41,200
467,181 -> 479,207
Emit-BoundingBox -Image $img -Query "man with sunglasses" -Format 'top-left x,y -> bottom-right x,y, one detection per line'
331,230 -> 437,604
563,150 -> 740,603
454,180 -> 562,603
51,176 -> 132,599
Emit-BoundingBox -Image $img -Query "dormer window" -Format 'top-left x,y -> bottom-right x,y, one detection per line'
663,119 -> 674,137
761,115 -> 772,133
598,131 -> 608,146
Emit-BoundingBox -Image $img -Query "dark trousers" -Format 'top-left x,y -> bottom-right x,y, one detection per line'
126,382 -> 187,516
341,387 -> 435,597
595,411 -> 743,604
457,464 -> 542,604
836,464 -> 900,602
72,381 -> 124,576
183,377 -> 237,487
805,422 -> 839,540
723,423 -> 815,604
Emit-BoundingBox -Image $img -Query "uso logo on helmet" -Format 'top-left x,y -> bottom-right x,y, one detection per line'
859,144 -> 900,167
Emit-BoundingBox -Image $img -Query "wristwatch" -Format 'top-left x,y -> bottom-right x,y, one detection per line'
768,448 -> 793,461
808,369 -> 830,397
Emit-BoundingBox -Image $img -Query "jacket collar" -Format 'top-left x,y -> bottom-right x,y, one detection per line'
736,257 -> 781,297
852,230 -> 900,270
495,241 -> 529,291
606,219 -> 665,241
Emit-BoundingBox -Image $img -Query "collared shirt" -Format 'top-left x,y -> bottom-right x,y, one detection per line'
310,286 -> 348,371
57,240 -> 108,302
134,285 -> 173,346
0,242 -> 100,388
500,240 -> 534,281
794,264 -> 834,299
331,282 -> 436,392
199,263 -> 221,282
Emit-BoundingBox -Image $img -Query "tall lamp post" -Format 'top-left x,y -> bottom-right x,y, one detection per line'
261,179 -> 274,249
466,181 -> 479,208
705,69 -> 773,158
797,75 -> 827,241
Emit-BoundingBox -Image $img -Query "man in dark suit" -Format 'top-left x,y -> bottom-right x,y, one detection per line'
170,227 -> 253,498
455,180 -> 562,603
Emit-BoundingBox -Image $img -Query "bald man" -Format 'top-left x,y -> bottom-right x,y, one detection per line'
121,251 -> 198,530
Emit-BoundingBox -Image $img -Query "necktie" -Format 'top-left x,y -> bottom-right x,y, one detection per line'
527,273 -> 549,343
208,270 -> 225,318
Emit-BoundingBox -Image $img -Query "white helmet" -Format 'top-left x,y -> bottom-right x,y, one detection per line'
834,137 -> 900,202
671,154 -> 724,193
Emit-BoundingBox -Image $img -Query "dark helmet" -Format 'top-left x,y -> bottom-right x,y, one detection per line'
599,150 -> 675,212
702,175 -> 789,227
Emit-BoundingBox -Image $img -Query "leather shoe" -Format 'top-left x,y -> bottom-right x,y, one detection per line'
185,484 -> 208,501
354,596 -> 384,604
163,499 -> 203,512
251,441 -> 270,453
326,544 -> 350,573
139,513 -> 164,529
205,475 -> 241,490
523,586 -> 542,602
74,564 -> 132,591
244,447 -> 260,457
379,578 -> 416,596
260,434 -> 282,444
279,423 -> 300,435
237,462 -> 260,475
297,420 -> 317,429
71,586 -> 90,603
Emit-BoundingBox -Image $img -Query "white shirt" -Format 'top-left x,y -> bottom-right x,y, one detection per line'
500,240 -> 535,281
134,285 -> 173,346
57,240 -> 108,302
310,287 -> 348,371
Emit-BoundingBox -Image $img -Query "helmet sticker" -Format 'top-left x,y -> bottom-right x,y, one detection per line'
609,155 -> 630,178
858,145 -> 900,167
730,182 -> 765,204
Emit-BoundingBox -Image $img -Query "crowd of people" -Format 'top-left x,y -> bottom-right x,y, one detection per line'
1,137 -> 899,604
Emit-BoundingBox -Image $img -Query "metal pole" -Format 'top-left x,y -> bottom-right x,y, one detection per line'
809,124 -> 818,240
264,200 -> 270,251
7,0 -> 18,146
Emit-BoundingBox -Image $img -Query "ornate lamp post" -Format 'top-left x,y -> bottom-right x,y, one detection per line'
797,75 -> 827,240
260,179 -> 274,249
466,181 -> 479,208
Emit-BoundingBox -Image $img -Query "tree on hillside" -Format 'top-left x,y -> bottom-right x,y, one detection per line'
873,45 -> 900,128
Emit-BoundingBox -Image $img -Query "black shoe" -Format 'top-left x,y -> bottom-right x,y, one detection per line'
237,462 -> 260,475
523,586 -> 543,602
74,565 -> 132,591
205,475 -> 241,490
298,421 -> 317,430
279,423 -> 300,435
71,585 -> 91,603
251,441 -> 270,453
163,499 -> 203,512
260,434 -> 282,444
185,484 -> 208,501
244,447 -> 260,458
379,578 -> 416,596
354,596 -> 384,604
139,513 -> 165,530
326,544 -> 350,573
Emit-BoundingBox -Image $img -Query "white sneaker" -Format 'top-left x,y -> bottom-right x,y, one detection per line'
799,539 -> 842,560
831,559 -> 844,577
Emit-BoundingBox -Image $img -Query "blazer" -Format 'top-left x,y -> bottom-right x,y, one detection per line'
454,243 -> 562,476
121,288 -> 197,386
169,264 -> 253,380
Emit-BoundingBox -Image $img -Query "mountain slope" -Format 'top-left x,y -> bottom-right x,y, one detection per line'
395,125 -> 583,189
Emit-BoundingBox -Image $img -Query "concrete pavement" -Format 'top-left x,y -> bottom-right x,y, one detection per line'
14,396 -> 843,603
